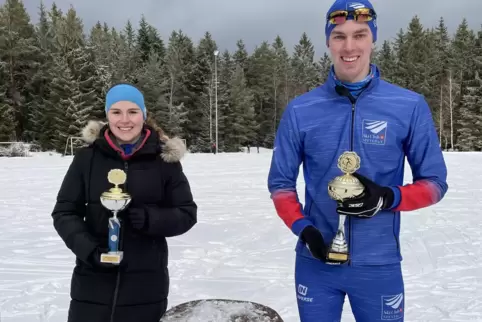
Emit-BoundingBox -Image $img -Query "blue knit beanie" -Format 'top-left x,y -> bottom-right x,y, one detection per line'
325,0 -> 377,45
105,84 -> 146,119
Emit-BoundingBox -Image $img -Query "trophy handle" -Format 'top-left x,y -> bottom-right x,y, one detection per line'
108,217 -> 121,253
101,213 -> 124,265
326,212 -> 349,264
337,214 -> 346,232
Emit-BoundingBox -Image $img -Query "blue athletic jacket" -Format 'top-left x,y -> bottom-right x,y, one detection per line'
267,64 -> 448,265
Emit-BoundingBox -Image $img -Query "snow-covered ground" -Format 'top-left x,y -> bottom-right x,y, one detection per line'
0,150 -> 481,321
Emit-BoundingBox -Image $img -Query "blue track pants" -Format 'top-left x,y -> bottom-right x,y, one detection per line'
295,254 -> 405,322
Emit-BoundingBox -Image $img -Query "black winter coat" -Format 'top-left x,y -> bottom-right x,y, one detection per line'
52,120 -> 197,322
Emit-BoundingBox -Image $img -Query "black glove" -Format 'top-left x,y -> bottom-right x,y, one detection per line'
88,246 -> 114,269
127,207 -> 148,231
301,226 -> 327,261
336,172 -> 394,218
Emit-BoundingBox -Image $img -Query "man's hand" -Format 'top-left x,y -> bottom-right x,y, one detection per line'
336,173 -> 395,218
301,226 -> 327,261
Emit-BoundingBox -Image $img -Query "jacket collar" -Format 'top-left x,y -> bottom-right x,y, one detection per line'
322,63 -> 381,97
81,120 -> 186,162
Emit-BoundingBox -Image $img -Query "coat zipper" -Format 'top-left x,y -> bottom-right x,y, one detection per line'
348,101 -> 356,266
347,87 -> 400,264
346,88 -> 367,265
109,160 -> 129,322
341,81 -> 383,265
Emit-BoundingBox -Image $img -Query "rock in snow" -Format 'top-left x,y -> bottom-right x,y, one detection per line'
161,299 -> 284,322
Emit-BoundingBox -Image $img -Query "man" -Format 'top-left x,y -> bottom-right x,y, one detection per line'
267,0 -> 448,321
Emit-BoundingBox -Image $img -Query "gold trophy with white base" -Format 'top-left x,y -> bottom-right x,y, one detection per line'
326,151 -> 365,263
100,169 -> 131,264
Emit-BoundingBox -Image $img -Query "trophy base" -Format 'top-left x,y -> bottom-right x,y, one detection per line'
326,251 -> 349,263
326,230 -> 349,264
100,251 -> 123,265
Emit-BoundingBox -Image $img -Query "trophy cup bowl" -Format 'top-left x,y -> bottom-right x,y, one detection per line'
99,169 -> 131,265
326,151 -> 365,264
100,192 -> 131,212
328,174 -> 365,201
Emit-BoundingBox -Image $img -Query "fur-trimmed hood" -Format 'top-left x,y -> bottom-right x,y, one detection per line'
81,120 -> 186,163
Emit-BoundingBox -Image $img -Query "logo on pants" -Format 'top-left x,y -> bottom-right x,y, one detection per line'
381,293 -> 404,320
297,284 -> 313,303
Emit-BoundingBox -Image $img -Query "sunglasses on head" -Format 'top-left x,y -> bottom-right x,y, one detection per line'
328,8 -> 375,25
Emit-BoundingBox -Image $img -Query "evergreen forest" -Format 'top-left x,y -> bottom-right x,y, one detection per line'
1,0 -> 481,152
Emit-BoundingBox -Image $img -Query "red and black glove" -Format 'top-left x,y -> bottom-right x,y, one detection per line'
336,173 -> 395,218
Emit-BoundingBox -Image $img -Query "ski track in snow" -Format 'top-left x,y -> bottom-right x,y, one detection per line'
0,150 -> 481,321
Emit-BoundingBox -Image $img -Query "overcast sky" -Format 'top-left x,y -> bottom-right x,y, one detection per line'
18,0 -> 482,57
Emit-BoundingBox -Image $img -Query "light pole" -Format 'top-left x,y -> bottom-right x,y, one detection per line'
209,76 -> 212,145
214,50 -> 219,154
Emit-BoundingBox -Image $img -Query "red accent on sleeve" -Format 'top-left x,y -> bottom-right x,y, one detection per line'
272,191 -> 304,229
394,180 -> 441,212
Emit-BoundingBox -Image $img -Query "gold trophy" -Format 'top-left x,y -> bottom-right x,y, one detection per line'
326,151 -> 365,263
100,169 -> 131,264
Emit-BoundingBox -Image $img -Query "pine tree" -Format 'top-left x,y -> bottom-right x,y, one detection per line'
110,21 -> 140,83
187,32 -> 217,152
0,63 -> 15,141
376,40 -> 396,83
47,54 -> 82,152
456,77 -> 482,151
57,9 -> 102,121
147,25 -> 166,61
392,29 -> 409,87
164,30 -> 193,139
137,16 -> 151,63
317,52 -> 331,84
0,0 -> 40,140
216,50 -> 233,151
246,41 -> 274,147
88,22 -> 116,92
89,22 -> 109,65
451,19 -> 477,148
403,16 -> 433,99
270,36 -> 290,142
25,2 -> 52,144
135,50 -> 170,129
224,65 -> 255,151
455,26 -> 482,151
429,18 -> 452,147
291,32 -> 318,96
233,39 -> 249,74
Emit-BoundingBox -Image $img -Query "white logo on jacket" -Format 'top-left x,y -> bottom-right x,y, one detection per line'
362,119 -> 388,145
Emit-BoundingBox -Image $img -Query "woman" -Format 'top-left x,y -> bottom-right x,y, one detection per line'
52,83 -> 197,322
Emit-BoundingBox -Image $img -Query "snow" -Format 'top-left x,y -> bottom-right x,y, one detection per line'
0,150 -> 481,321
